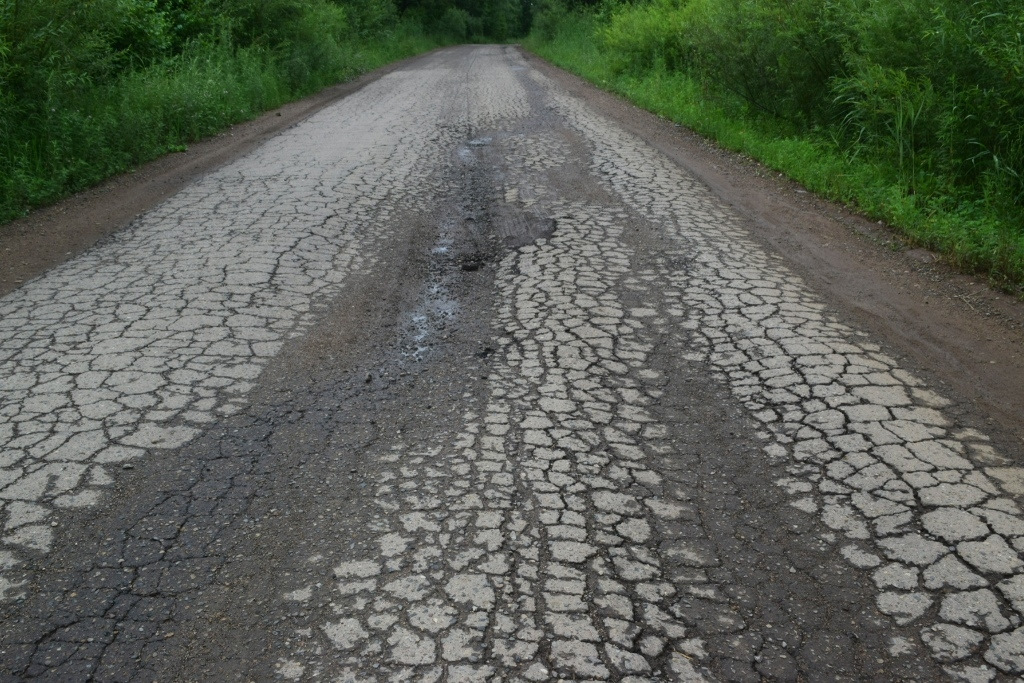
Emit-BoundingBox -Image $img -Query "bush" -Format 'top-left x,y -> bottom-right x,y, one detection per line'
600,0 -> 700,73
435,7 -> 471,42
832,0 -> 1024,204
598,0 -> 845,123
833,63 -> 939,194
345,0 -> 399,35
531,0 -> 570,41
276,1 -> 354,90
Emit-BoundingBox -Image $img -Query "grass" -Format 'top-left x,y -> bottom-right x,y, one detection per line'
524,15 -> 1024,293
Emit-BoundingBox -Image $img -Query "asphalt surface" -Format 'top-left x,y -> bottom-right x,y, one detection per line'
2,45 -> 1024,681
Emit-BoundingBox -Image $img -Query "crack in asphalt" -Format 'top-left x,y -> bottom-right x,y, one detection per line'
536,66 -> 1024,678
1,45 -> 1023,682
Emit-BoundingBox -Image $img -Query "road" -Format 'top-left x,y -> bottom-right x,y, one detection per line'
2,45 -> 1024,681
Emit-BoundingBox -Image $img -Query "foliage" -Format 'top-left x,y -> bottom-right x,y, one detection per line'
600,0 -> 844,122
434,7 -> 472,41
526,0 -> 1024,290
531,0 -> 570,41
400,0 -> 527,41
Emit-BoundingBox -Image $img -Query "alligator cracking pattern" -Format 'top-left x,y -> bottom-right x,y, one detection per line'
536,70 -> 1024,678
280,201 -> 729,681
3,44 -> 1024,683
0,60 -> 469,598
272,59 -> 729,679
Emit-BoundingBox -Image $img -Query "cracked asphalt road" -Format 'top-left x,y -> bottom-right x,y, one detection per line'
2,45 -> 1024,681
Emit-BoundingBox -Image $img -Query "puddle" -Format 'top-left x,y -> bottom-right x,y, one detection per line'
398,223 -> 465,364
458,137 -> 494,164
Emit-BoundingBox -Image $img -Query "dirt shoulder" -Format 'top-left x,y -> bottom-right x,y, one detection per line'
0,51 -> 438,298
522,48 -> 1024,446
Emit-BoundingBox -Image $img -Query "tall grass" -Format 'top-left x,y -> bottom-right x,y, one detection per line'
0,0 -> 438,223
526,1 -> 1024,292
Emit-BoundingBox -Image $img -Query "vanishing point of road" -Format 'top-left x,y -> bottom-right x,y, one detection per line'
2,45 -> 1024,682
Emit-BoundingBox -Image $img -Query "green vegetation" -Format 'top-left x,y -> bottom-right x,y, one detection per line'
526,0 -> 1024,291
400,0 -> 529,42
0,0 -> 529,224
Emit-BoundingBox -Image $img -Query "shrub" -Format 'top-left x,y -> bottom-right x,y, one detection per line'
435,7 -> 471,42
532,0 -> 570,41
599,0 -> 699,73
833,63 -> 939,194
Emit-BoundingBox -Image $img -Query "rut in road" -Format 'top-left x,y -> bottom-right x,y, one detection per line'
1,45 -> 1024,682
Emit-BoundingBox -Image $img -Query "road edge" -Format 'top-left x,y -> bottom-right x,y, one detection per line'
0,47 -> 446,298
